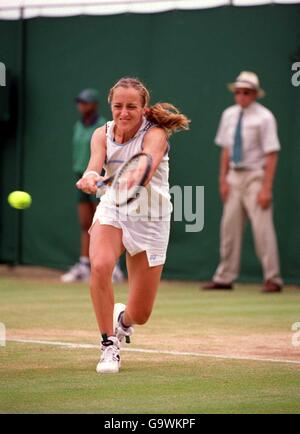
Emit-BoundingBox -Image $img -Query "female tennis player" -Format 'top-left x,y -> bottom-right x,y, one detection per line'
76,77 -> 190,374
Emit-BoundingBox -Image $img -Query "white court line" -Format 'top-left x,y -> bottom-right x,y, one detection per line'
8,338 -> 300,366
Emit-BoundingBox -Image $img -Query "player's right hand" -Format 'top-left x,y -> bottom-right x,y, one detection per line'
76,174 -> 103,194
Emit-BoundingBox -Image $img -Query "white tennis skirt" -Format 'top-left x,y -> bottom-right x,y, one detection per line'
89,203 -> 171,267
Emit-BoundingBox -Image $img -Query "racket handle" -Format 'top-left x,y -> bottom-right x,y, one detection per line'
96,181 -> 106,198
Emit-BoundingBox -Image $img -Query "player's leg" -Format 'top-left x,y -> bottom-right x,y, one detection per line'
121,251 -> 163,328
89,221 -> 125,335
89,221 -> 125,374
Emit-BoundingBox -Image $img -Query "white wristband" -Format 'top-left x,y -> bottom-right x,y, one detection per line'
82,170 -> 99,179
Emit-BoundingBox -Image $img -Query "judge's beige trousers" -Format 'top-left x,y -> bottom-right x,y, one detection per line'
213,169 -> 283,285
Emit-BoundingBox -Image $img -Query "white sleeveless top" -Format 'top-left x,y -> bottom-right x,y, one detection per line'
100,117 -> 172,219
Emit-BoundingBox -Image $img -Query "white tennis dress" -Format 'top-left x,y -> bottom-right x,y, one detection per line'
90,117 -> 172,267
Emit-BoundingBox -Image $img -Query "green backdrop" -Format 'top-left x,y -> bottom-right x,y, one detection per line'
0,5 -> 299,282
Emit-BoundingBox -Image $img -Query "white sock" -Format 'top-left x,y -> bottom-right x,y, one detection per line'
79,256 -> 90,266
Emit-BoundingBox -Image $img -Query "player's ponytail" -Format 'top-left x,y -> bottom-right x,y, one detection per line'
108,77 -> 190,136
145,103 -> 190,136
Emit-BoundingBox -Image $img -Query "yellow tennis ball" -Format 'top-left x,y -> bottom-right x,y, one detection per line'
8,191 -> 32,210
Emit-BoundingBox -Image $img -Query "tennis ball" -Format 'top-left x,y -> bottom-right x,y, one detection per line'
8,191 -> 32,210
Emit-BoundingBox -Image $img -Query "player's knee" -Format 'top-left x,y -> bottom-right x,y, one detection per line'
130,308 -> 152,325
90,257 -> 114,278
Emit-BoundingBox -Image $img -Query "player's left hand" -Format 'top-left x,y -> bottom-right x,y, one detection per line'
257,187 -> 272,209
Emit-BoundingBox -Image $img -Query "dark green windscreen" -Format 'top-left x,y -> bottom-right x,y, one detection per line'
0,5 -> 299,282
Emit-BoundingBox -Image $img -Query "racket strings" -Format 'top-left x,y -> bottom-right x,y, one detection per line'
113,155 -> 150,205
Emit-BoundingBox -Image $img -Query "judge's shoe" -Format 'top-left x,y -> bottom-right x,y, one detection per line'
261,280 -> 282,293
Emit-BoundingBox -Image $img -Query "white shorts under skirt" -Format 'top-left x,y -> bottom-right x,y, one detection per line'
89,204 -> 171,267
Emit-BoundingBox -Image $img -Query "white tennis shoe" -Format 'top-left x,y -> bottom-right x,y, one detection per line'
113,303 -> 134,344
61,262 -> 90,283
96,336 -> 120,374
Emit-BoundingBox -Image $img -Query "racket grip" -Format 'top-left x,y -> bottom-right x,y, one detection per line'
96,181 -> 106,198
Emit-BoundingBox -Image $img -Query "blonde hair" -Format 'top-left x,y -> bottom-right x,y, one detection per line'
108,77 -> 190,136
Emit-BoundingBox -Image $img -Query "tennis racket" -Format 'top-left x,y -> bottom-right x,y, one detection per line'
96,152 -> 153,206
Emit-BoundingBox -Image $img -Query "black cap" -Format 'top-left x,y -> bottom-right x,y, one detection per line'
75,88 -> 99,103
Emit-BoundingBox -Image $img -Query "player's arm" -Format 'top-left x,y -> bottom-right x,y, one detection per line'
76,126 -> 107,194
142,127 -> 168,185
